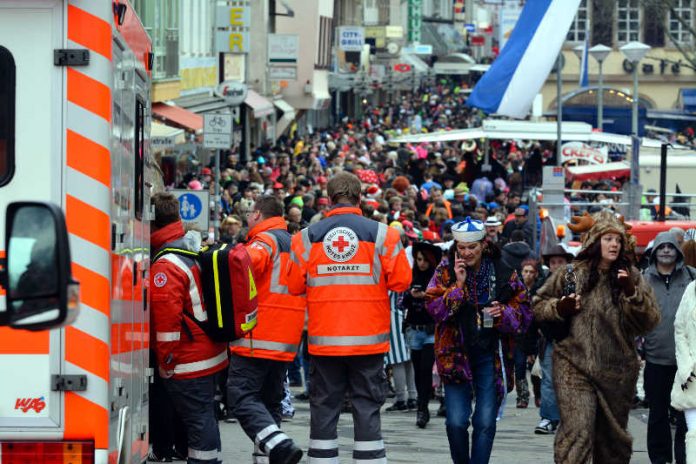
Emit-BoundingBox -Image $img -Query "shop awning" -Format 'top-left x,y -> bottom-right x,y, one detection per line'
174,93 -> 230,113
245,90 -> 274,119
274,99 -> 296,136
400,53 -> 429,74
152,103 -> 203,133
566,161 -> 631,181
151,122 -> 185,150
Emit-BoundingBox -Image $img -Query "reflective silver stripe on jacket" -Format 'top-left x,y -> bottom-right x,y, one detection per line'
258,232 -> 290,295
159,253 -> 207,321
156,332 -> 181,342
187,447 -> 220,461
230,338 -> 298,353
301,228 -> 312,261
308,333 -> 390,347
173,350 -> 227,375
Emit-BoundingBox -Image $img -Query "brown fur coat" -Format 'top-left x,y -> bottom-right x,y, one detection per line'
533,262 -> 660,463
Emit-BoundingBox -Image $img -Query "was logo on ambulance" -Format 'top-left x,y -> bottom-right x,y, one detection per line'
14,397 -> 46,414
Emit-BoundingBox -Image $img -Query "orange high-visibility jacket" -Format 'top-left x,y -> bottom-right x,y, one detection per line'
230,217 -> 306,361
286,206 -> 412,356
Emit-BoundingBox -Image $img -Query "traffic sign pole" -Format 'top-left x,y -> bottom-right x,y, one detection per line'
215,148 -> 221,242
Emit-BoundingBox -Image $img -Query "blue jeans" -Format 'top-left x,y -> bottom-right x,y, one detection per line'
540,342 -> 560,423
444,349 -> 498,464
405,326 -> 435,350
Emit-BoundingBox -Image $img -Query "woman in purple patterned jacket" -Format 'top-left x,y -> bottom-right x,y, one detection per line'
426,217 -> 532,464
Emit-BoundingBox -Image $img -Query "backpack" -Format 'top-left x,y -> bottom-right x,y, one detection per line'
153,243 -> 259,342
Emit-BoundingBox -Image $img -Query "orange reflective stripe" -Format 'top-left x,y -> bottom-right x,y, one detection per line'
67,4 -> 112,60
67,68 -> 111,121
64,392 -> 108,449
72,263 -> 110,316
66,195 -> 110,251
0,327 -> 49,354
67,130 -> 110,187
66,326 -> 110,381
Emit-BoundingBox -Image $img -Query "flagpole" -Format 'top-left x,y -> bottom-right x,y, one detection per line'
556,53 -> 563,166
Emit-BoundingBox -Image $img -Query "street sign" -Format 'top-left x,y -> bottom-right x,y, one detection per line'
401,44 -> 433,55
204,113 -> 233,149
471,35 -> 485,46
465,23 -> 476,33
171,190 -> 210,231
394,63 -> 412,73
268,66 -> 297,80
268,34 -> 299,64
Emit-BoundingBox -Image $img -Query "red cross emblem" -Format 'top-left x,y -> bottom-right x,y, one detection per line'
154,272 -> 167,288
332,236 -> 350,252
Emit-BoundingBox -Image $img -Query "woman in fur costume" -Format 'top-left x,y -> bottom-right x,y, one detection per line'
534,211 -> 660,463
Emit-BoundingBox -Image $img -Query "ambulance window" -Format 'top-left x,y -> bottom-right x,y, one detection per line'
0,46 -> 15,187
134,98 -> 145,220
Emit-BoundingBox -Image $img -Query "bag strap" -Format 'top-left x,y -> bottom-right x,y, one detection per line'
153,247 -> 199,263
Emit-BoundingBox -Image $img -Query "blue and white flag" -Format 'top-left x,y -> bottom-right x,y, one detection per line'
467,0 -> 582,119
579,37 -> 589,87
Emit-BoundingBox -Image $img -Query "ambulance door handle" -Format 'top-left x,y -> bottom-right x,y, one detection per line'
133,262 -> 137,286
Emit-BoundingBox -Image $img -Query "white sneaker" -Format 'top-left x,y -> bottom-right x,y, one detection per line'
534,418 -> 557,434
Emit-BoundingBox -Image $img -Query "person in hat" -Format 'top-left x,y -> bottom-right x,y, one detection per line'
501,205 -> 534,248
426,217 -> 532,464
534,211 -> 660,463
484,216 -> 502,243
399,241 -> 443,429
533,243 -> 575,435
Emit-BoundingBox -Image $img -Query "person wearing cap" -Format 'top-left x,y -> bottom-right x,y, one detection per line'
501,205 -> 534,248
426,217 -> 532,464
309,197 -> 330,225
534,211 -> 659,463
484,216 -> 502,243
533,244 -> 575,435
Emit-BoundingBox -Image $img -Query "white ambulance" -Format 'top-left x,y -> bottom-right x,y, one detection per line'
0,1 -> 155,463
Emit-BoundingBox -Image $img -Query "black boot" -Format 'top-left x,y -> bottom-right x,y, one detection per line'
436,397 -> 446,417
269,440 -> 303,464
416,407 -> 430,428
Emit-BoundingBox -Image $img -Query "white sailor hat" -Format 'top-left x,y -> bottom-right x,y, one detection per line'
452,217 -> 486,243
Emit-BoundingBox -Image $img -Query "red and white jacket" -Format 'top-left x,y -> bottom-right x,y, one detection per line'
150,221 -> 228,379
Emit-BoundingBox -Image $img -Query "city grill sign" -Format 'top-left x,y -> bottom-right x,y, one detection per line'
338,27 -> 365,52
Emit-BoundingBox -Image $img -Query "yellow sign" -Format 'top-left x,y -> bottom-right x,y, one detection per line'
215,3 -> 250,53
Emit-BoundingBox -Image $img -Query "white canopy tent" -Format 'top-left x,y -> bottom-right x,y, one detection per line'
390,119 -> 688,149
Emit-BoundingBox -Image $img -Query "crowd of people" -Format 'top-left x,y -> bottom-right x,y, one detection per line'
149,80 -> 696,464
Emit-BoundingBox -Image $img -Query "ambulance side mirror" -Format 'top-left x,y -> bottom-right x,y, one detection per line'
0,202 -> 80,330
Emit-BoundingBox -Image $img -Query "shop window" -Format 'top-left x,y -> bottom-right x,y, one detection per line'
134,98 -> 145,221
0,46 -> 15,187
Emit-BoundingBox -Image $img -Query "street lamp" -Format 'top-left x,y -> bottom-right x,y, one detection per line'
619,41 -> 651,135
572,44 -> 584,61
589,44 -> 611,131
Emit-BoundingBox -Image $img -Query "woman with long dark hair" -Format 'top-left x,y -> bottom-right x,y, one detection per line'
534,211 -> 660,463
426,218 -> 531,464
400,241 -> 442,428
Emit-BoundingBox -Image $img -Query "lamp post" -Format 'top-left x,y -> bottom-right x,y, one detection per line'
620,41 -> 650,136
589,44 -> 611,131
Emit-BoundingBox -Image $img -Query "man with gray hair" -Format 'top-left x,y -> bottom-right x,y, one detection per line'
643,230 -> 696,464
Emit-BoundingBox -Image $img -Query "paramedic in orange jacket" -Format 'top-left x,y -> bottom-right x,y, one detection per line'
286,172 -> 412,464
150,192 -> 228,464
227,196 -> 305,464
